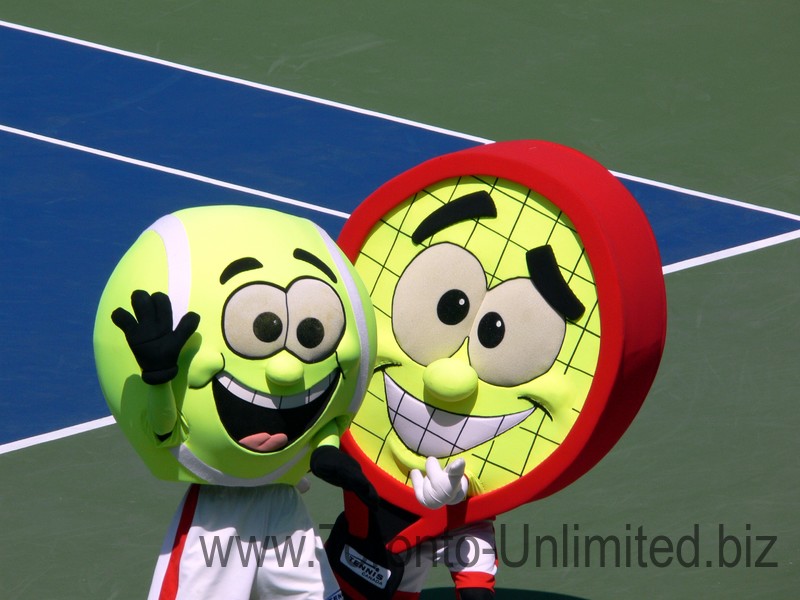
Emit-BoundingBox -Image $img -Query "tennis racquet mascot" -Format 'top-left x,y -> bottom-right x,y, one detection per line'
325,141 -> 667,599
94,205 -> 378,600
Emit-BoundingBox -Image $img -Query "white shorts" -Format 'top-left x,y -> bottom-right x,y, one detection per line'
397,519 -> 497,594
148,484 -> 342,600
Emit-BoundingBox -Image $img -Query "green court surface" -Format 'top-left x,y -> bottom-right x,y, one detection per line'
1,2 -> 797,599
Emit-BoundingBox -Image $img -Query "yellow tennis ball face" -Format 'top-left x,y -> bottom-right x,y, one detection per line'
94,205 -> 375,485
349,176 -> 600,493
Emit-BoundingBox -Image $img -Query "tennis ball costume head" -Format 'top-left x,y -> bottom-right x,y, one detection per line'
94,205 -> 375,486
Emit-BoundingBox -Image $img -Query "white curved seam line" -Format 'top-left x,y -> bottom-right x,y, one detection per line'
314,224 -> 373,414
147,214 -> 192,327
170,443 -> 308,486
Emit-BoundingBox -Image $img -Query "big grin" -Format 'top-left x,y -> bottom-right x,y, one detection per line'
213,371 -> 340,453
384,372 -> 535,458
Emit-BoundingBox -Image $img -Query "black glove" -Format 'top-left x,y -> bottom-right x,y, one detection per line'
310,445 -> 379,510
111,290 -> 200,385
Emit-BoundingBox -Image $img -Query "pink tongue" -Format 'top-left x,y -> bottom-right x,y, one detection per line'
239,432 -> 289,452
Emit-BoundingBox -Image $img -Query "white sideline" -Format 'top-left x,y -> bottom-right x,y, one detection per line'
0,416 -> 116,455
662,230 -> 800,275
0,19 -> 492,145
0,124 -> 351,220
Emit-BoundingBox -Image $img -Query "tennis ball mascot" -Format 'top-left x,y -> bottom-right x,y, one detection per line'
325,141 -> 667,599
93,205 -> 378,600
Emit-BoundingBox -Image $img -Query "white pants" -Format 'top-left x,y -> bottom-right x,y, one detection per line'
397,520 -> 497,594
148,484 -> 341,600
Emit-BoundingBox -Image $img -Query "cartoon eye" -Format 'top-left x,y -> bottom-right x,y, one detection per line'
468,278 -> 567,386
392,243 -> 486,365
286,278 -> 346,362
223,283 -> 288,358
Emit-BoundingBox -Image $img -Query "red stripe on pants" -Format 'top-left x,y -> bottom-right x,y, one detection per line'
158,484 -> 201,600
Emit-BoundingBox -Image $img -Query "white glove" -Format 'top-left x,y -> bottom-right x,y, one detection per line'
410,457 -> 468,509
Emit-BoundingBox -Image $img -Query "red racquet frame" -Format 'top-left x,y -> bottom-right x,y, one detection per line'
337,140 -> 667,549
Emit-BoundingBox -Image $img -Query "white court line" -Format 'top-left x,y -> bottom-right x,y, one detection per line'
2,19 -> 800,455
0,124 -> 351,220
0,416 -> 116,455
662,230 -> 800,274
0,19 -> 491,146
7,121 -> 799,266
613,171 -> 800,224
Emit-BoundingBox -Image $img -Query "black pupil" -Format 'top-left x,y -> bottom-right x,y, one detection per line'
297,317 -> 325,348
253,312 -> 283,343
477,312 -> 505,348
437,289 -> 470,325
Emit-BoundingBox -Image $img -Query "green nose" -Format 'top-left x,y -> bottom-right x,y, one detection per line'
264,352 -> 305,387
423,357 -> 479,403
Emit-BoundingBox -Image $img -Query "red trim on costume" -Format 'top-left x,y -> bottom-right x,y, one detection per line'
158,484 -> 201,600
335,576 -> 363,600
394,591 -> 421,600
343,491 -> 369,539
452,569 -> 496,591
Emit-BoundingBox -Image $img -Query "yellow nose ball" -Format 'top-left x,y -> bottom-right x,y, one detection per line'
423,357 -> 479,403
264,352 -> 305,387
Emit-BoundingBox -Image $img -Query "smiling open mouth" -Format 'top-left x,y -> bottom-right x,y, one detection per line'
213,371 -> 339,453
384,372 -> 534,458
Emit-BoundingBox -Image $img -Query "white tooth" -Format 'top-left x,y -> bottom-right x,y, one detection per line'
391,407 -> 427,453
384,373 -> 533,458
252,392 -> 280,410
280,391 -> 306,410
228,378 -> 255,403
217,372 -> 336,411
447,410 -> 531,455
384,375 -> 405,409
429,409 -> 468,431
308,380 -> 325,402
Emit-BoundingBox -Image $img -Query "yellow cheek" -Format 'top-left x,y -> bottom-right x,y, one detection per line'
333,327 -> 362,370
186,343 -> 224,389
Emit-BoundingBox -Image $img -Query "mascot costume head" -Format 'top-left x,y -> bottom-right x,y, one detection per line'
95,205 -> 375,486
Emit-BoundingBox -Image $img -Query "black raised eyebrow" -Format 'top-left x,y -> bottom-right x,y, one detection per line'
220,257 -> 263,285
293,248 -> 338,283
411,190 -> 497,245
526,245 -> 585,321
